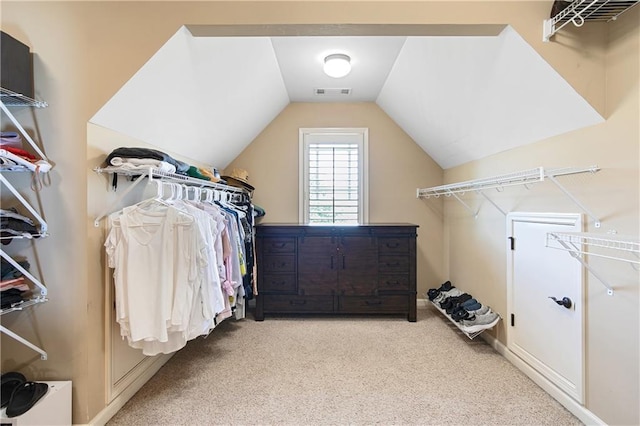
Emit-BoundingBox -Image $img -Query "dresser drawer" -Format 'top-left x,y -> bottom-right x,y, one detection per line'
378,255 -> 409,272
262,238 -> 296,253
260,274 -> 296,294
377,274 -> 409,292
262,255 -> 296,272
262,295 -> 334,313
378,238 -> 409,254
338,295 -> 408,313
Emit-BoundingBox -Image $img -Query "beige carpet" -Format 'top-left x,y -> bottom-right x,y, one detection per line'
107,307 -> 582,425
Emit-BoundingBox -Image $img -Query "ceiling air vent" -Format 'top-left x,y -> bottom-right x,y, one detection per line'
314,88 -> 352,96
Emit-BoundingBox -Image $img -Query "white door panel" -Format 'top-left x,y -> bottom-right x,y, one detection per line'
507,213 -> 584,402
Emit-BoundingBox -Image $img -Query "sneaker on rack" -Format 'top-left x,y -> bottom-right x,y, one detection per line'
427,288 -> 440,301
445,293 -> 472,313
451,308 -> 474,322
450,301 -> 479,318
461,302 -> 481,312
468,305 -> 490,316
460,298 -> 478,308
433,288 -> 461,303
460,312 -> 500,333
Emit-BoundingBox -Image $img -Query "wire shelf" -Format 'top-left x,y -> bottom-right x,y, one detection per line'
94,166 -> 246,194
94,166 -> 251,227
544,0 -> 639,41
0,87 -> 48,108
0,232 -> 49,241
0,295 -> 48,316
416,166 -> 598,198
0,165 -> 35,172
547,232 -> 640,264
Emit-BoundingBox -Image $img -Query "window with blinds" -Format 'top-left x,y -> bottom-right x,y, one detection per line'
308,143 -> 359,224
300,128 -> 368,225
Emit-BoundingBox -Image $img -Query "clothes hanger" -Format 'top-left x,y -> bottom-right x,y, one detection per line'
129,180 -> 173,213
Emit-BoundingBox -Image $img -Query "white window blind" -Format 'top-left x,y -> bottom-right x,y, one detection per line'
308,143 -> 359,224
299,128 -> 368,225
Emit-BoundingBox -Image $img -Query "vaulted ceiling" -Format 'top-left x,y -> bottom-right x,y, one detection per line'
90,24 -> 603,170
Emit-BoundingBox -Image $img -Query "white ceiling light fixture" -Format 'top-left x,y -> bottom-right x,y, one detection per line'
323,53 -> 351,78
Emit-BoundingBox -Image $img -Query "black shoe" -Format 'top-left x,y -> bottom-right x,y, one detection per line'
427,288 -> 440,301
1,372 -> 26,408
445,293 -> 472,314
438,281 -> 452,292
5,381 -> 49,418
452,309 -> 474,322
440,297 -> 456,310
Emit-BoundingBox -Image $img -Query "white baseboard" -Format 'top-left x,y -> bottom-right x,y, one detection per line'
87,353 -> 173,426
480,333 -> 607,426
416,298 -> 429,309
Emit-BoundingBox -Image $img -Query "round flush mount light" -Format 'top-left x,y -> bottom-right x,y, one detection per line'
323,53 -> 351,78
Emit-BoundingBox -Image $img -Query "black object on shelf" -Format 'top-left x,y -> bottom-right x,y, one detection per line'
0,32 -> 34,99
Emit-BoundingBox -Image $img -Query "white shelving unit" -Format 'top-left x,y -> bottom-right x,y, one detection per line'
417,165 -> 601,227
93,165 -> 247,227
429,300 -> 500,340
543,0 -> 639,42
546,232 -> 640,296
1,88 -> 50,360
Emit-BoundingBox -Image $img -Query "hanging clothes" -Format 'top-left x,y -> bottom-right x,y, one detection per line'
104,183 -> 254,356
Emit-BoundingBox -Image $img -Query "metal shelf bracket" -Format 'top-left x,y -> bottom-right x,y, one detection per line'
547,232 -> 640,296
0,325 -> 47,360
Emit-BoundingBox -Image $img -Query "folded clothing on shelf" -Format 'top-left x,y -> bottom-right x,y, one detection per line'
1,207 -> 41,243
107,157 -> 177,174
0,287 -> 31,309
105,147 -> 190,174
0,131 -> 23,149
0,148 -> 52,173
1,257 -> 30,281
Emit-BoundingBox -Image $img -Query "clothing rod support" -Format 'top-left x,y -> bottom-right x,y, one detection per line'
546,174 -> 601,227
0,324 -> 47,360
449,191 -> 478,218
477,190 -> 507,216
0,101 -> 48,161
556,239 -> 614,296
94,173 -> 148,227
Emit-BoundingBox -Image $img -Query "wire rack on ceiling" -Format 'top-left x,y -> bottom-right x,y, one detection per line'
544,0 -> 640,41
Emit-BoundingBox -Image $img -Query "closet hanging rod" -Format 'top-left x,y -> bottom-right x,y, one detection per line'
416,165 -> 599,198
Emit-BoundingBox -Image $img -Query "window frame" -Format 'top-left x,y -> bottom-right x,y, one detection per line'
298,127 -> 369,225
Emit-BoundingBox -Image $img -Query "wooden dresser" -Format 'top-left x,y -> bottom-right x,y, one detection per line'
254,224 -> 418,322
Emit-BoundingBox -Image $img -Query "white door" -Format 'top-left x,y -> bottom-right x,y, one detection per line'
506,212 -> 584,403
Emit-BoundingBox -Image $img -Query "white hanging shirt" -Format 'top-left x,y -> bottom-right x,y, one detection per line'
105,202 -> 204,354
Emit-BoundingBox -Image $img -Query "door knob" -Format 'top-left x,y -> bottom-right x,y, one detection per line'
548,296 -> 572,309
